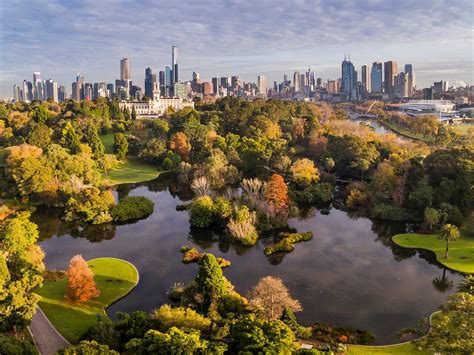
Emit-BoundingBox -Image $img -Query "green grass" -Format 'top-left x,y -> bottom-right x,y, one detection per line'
347,343 -> 428,354
393,230 -> 474,274
450,123 -> 474,133
100,133 -> 116,154
104,156 -> 161,185
36,257 -> 139,342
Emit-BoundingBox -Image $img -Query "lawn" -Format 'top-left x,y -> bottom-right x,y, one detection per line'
347,343 -> 427,354
392,230 -> 474,274
104,156 -> 161,185
36,257 -> 139,342
450,123 -> 473,133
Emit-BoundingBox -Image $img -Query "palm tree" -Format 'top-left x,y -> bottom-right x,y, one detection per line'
457,275 -> 474,295
440,224 -> 460,259
432,269 -> 453,293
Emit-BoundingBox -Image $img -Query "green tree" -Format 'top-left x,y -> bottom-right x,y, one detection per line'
416,292 -> 473,353
88,130 -> 105,160
0,334 -> 36,355
27,122 -> 53,149
440,223 -> 460,259
61,121 -> 81,153
195,254 -> 227,312
113,133 -> 128,160
58,340 -> 118,354
32,105 -> 51,123
131,106 -> 137,120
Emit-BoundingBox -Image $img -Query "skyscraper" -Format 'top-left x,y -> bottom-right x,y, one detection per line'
120,58 -> 130,81
395,72 -> 409,98
72,75 -> 83,101
58,85 -> 67,102
13,85 -> 20,102
257,75 -> 267,97
293,72 -> 301,93
383,61 -> 397,95
159,71 -> 166,97
172,46 -> 178,85
370,62 -> 383,93
145,67 -> 157,98
361,65 -> 371,94
404,64 -> 415,97
22,80 -> 31,101
45,79 -> 58,102
341,58 -> 357,100
212,77 -> 218,95
165,66 -> 172,96
33,72 -> 43,100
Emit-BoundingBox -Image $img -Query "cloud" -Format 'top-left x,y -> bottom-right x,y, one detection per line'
0,0 -> 472,96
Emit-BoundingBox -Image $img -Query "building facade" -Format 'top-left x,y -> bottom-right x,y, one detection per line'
119,90 -> 194,117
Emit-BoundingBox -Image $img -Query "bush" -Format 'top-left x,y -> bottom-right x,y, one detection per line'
0,335 -> 36,355
110,196 -> 154,223
291,182 -> 333,205
371,203 -> 407,221
439,203 -> 464,227
189,196 -> 215,227
150,304 -> 211,332
58,340 -> 118,354
264,232 -> 313,255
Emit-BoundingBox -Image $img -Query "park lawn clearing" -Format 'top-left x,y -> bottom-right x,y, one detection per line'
36,257 -> 139,343
104,156 -> 161,185
378,120 -> 432,143
347,343 -> 428,354
392,232 -> 474,274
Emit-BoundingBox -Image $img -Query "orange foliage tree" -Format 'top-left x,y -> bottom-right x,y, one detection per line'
170,132 -> 191,161
264,174 -> 289,212
65,255 -> 100,303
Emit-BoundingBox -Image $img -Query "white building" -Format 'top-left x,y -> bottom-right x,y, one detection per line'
119,90 -> 194,117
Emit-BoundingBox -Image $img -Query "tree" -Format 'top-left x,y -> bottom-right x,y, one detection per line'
195,254 -> 227,312
58,340 -> 118,355
264,174 -> 289,212
66,255 -> 100,303
61,122 -> 81,153
424,208 -> 439,232
113,133 -> 128,160
189,196 -> 215,228
28,122 -> 53,149
440,224 -> 460,259
131,106 -> 137,120
280,308 -> 312,338
149,304 -> 211,332
290,158 -> 319,188
416,292 -> 473,353
86,128 -> 105,160
169,132 -> 191,161
247,276 -> 302,320
0,212 -> 44,331
0,334 -> 37,355
139,138 -> 166,165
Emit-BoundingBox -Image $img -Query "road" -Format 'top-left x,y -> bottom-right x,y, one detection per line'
29,307 -> 70,355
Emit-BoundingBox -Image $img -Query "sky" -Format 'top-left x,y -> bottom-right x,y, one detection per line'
0,0 -> 473,97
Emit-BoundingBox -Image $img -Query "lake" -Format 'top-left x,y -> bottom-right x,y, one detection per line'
34,178 -> 463,344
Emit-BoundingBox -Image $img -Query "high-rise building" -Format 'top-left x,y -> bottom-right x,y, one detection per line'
231,76 -> 239,89
165,66 -> 172,96
120,58 -> 130,81
72,75 -> 84,101
433,80 -> 449,94
107,83 -> 114,99
404,64 -> 415,97
383,61 -> 398,95
58,85 -> 67,102
316,78 -> 322,87
293,72 -> 301,93
33,72 -> 43,100
172,46 -> 178,85
144,67 -> 157,98
361,65 -> 371,94
45,79 -> 58,102
395,72 -> 409,98
212,77 -> 218,95
371,62 -> 383,93
159,70 -> 166,97
327,80 -> 340,94
257,75 -> 267,97
22,80 -> 31,101
13,85 -> 20,102
341,58 -> 357,100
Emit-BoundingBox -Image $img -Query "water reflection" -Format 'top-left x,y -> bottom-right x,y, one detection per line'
35,177 -> 463,344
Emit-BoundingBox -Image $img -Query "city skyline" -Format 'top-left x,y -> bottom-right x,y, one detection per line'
1,0 -> 473,97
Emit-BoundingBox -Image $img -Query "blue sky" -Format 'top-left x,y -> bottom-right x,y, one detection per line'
0,0 -> 473,97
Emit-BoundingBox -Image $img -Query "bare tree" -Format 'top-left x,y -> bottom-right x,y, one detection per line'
247,276 -> 302,320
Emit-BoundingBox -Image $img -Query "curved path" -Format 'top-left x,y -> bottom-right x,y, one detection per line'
29,306 -> 70,355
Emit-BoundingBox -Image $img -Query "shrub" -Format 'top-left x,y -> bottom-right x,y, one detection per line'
189,196 -> 215,227
213,196 -> 232,219
227,206 -> 258,246
150,304 -> 211,332
110,196 -> 154,223
0,335 -> 36,355
264,232 -> 313,255
371,203 -> 407,221
292,182 -> 333,205
58,340 -> 118,354
181,247 -> 203,263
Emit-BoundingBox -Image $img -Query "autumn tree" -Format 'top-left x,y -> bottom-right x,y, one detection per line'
290,158 -> 319,188
441,224 -> 460,259
66,255 -> 100,303
170,132 -> 191,161
264,174 -> 289,212
247,276 -> 302,320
